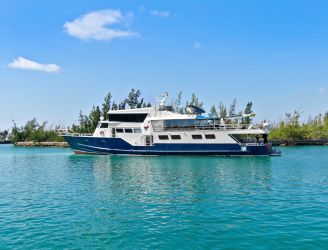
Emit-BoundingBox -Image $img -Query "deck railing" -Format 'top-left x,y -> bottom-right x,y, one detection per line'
57,129 -> 93,137
152,123 -> 261,132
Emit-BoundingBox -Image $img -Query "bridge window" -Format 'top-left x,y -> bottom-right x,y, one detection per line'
124,128 -> 133,133
192,134 -> 203,139
171,135 -> 181,140
133,128 -> 142,133
100,123 -> 109,128
158,135 -> 169,140
116,128 -> 124,133
205,134 -> 216,139
163,119 -> 195,129
108,113 -> 148,122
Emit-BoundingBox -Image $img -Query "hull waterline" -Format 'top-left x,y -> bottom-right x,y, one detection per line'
64,135 -> 279,156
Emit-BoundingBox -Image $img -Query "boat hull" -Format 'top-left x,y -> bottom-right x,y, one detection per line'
63,136 -> 274,156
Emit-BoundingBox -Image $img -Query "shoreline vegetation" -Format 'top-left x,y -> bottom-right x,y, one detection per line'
15,141 -> 69,147
1,89 -> 328,147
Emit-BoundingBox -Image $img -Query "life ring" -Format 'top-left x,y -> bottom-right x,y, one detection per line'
100,131 -> 105,136
144,124 -> 149,130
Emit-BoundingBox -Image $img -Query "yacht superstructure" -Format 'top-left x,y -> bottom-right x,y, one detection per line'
60,96 -> 281,156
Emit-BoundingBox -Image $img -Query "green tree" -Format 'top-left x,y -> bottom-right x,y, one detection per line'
119,100 -> 127,110
291,111 -> 301,126
126,89 -> 143,109
243,101 -> 253,124
11,121 -> 22,142
189,93 -> 203,108
173,91 -> 183,113
285,112 -> 292,125
209,105 -> 218,118
89,106 -> 101,132
185,93 -> 203,114
101,92 -> 112,119
112,102 -> 118,110
218,102 -> 227,118
324,112 -> 328,127
229,98 -> 237,116
0,130 -> 9,141
136,98 -> 144,108
77,110 -> 90,133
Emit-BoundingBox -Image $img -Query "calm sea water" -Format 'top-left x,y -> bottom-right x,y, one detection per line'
1,145 -> 328,249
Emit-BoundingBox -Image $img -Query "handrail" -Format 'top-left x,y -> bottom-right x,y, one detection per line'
57,129 -> 93,137
152,123 -> 261,132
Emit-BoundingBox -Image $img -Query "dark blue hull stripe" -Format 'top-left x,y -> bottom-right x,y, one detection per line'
64,136 -> 272,156
78,143 -> 241,153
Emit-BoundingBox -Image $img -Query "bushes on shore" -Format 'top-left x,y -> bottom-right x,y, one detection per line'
269,111 -> 328,141
0,130 -> 9,141
10,119 -> 64,143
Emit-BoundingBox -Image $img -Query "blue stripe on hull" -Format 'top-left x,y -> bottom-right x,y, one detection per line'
64,136 -> 271,156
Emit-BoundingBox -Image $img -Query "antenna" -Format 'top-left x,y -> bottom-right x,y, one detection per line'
155,92 -> 169,108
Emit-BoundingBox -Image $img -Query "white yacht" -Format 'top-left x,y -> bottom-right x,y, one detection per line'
61,96 -> 281,156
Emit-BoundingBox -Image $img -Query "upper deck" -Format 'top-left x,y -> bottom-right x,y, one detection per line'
105,106 -> 268,134
150,118 -> 267,133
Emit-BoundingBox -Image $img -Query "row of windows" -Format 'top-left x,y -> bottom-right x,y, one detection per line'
158,134 -> 216,140
97,123 -> 142,133
109,113 -> 148,123
115,128 -> 142,133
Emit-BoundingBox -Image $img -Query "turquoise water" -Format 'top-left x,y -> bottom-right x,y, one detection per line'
1,145 -> 328,249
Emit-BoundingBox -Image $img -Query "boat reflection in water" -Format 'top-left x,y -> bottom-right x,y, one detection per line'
67,154 -> 273,206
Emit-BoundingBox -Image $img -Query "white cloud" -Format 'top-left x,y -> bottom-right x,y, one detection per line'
193,42 -> 201,49
63,9 -> 139,41
8,57 -> 60,73
319,87 -> 326,94
150,10 -> 171,17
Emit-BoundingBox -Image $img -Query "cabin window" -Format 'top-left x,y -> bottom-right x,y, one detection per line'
158,135 -> 169,140
133,128 -> 142,133
116,128 -> 124,133
100,123 -> 109,128
192,134 -> 203,139
108,113 -> 148,122
163,119 -> 195,129
205,134 -> 216,139
124,128 -> 133,133
171,135 -> 181,140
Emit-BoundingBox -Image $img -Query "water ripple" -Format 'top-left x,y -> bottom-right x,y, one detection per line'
1,145 -> 328,248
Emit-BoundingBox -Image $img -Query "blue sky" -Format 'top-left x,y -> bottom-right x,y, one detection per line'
0,0 -> 327,129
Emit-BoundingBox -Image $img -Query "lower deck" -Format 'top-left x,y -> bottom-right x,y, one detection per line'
64,136 -> 278,156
